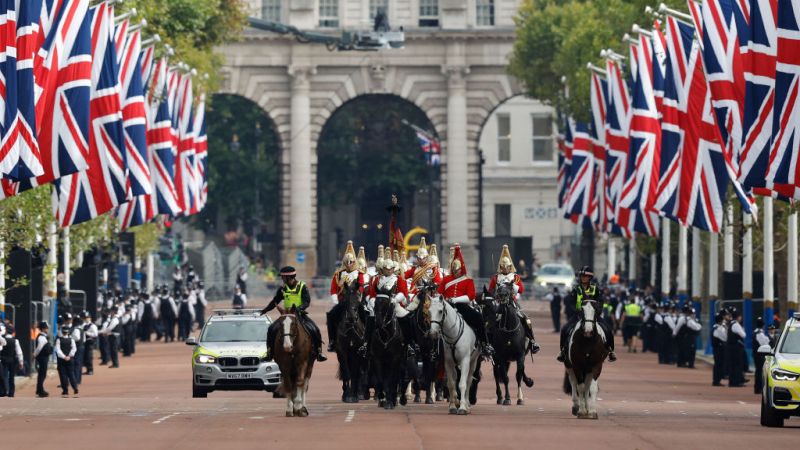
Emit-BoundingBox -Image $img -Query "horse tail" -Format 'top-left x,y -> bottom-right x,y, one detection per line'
562,372 -> 572,395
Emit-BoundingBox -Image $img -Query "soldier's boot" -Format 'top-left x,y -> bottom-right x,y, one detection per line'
326,311 -> 338,352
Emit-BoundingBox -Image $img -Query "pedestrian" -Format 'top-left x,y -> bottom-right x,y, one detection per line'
66,313 -> 86,384
160,286 -> 177,343
195,281 -> 207,327
55,326 -> 79,396
547,287 -> 562,333
236,266 -> 248,294
173,267 -> 183,292
33,321 -> 52,397
766,324 -> 777,347
138,293 -> 157,342
81,311 -> 97,375
121,304 -> 136,356
678,307 -> 702,368
98,311 -> 110,365
176,289 -> 195,341
664,304 -> 678,364
0,324 -> 22,397
727,309 -> 748,387
232,284 -> 247,309
655,303 -> 671,364
621,297 -> 643,353
753,317 -> 771,394
711,313 -> 727,386
641,301 -> 657,353
99,309 -> 121,369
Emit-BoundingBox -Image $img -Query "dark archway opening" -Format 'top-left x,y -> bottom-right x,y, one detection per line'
316,94 -> 440,273
191,94 -> 282,266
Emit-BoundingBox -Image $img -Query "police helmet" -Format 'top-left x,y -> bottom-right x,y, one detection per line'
80,311 -> 91,320
578,266 -> 594,278
60,326 -> 70,335
756,317 -> 765,328
767,324 -> 777,331
682,306 -> 692,314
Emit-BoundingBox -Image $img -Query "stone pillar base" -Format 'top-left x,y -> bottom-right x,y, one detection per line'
281,245 -> 318,281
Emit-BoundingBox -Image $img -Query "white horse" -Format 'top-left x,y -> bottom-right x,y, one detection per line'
428,295 -> 481,415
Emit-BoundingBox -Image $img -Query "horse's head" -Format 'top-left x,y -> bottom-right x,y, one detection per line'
495,282 -> 515,305
580,299 -> 600,338
428,295 -> 445,339
278,310 -> 299,353
340,280 -> 362,308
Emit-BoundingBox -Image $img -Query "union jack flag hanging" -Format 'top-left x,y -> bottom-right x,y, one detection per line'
147,57 -> 180,216
565,121 -> 595,219
558,114 -> 574,209
415,130 -> 440,167
117,26 -> 150,196
604,58 -> 633,238
590,72 -> 608,232
0,0 -> 22,178
193,93 -> 207,210
116,194 -> 153,230
174,73 -> 196,216
53,3 -> 127,227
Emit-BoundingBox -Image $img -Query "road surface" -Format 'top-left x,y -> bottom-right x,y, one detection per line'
2,297 -> 791,449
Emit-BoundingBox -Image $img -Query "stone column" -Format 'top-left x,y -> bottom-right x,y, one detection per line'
443,65 -> 472,264
284,65 -> 317,279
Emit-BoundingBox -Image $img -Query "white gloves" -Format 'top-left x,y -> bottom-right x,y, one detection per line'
512,284 -> 520,294
330,294 -> 339,305
450,295 -> 470,304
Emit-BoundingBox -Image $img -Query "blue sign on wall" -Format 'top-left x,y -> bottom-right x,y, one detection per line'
297,253 -> 306,263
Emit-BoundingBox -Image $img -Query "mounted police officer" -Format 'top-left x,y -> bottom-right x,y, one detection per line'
403,237 -> 441,294
557,266 -> 616,363
488,245 -> 540,355
327,241 -> 365,352
262,266 -> 327,362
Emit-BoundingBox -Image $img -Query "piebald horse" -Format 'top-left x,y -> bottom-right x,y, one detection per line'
428,294 -> 480,415
562,299 -> 607,419
274,305 -> 316,417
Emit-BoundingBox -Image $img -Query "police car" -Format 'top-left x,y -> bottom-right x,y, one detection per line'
187,309 -> 280,398
760,312 -> 800,427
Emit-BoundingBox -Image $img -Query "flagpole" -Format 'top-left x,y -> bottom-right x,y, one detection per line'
742,212 -> 753,363
678,224 -> 688,307
661,218 -> 670,302
764,197 -> 774,326
607,237 -> 616,282
691,227 -> 701,337
788,211 -> 798,318
48,223 -> 58,297
707,231 -> 719,355
63,227 -> 71,295
724,204 -> 734,271
147,252 -> 154,293
628,237 -> 637,286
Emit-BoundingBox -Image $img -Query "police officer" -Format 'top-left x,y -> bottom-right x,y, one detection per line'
641,301 -> 657,353
195,281 -> 207,328
66,313 -> 86,384
232,284 -> 247,309
663,304 -> 678,364
0,324 -> 23,397
727,309 -> 748,387
753,317 -> 771,394
33,321 -> 52,397
236,267 -> 248,295
711,313 -> 727,386
173,267 -> 184,292
677,307 -> 702,368
766,324 -> 777,346
186,264 -> 197,285
81,311 -> 98,375
547,287 -> 562,333
160,286 -> 178,343
620,296 -> 643,353
557,266 -> 616,362
176,289 -> 196,341
120,303 -> 136,356
138,293 -> 157,342
56,326 -> 78,396
99,309 -> 121,368
261,266 -> 327,362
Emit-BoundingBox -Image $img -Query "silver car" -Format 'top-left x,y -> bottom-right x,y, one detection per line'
532,263 -> 575,299
188,309 -> 281,398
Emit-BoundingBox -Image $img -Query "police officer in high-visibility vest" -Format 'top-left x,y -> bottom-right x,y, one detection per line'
261,266 -> 327,362
556,266 -> 617,363
620,297 -> 643,353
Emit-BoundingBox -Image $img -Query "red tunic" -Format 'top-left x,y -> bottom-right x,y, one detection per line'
404,264 -> 442,293
367,275 -> 409,306
488,274 -> 523,297
437,275 -> 475,302
330,270 -> 365,297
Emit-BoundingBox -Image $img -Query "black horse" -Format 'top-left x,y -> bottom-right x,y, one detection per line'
335,280 -> 366,403
369,284 -> 406,409
480,283 -> 534,406
409,282 -> 446,404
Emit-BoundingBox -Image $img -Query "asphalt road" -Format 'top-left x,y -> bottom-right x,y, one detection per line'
3,297 -> 794,449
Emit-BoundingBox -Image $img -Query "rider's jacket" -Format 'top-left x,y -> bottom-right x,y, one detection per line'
367,273 -> 409,306
567,283 -> 601,313
437,275 -> 475,304
330,269 -> 365,303
263,282 -> 312,315
488,273 -> 523,299
403,263 -> 441,293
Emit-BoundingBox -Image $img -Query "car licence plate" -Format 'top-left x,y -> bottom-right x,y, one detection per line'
226,373 -> 252,379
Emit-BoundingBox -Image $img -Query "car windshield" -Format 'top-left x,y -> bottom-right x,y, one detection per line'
200,320 -> 268,343
779,326 -> 800,354
539,266 -> 573,277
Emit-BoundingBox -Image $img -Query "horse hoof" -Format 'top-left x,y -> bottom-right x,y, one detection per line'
285,411 -> 294,417
414,395 -> 422,403
436,394 -> 444,402
425,397 -> 434,404
571,406 -> 578,416
457,409 -> 467,415
399,395 -> 408,406
503,399 -> 511,406
524,377 -> 534,388
497,398 -> 503,405
358,394 -> 365,401
577,412 -> 588,419
293,409 -> 304,417
590,412 -> 598,419
449,407 -> 457,415
517,399 -> 525,406
385,403 -> 395,410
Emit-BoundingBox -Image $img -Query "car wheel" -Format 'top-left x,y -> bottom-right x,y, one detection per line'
761,389 -> 784,428
192,385 -> 208,398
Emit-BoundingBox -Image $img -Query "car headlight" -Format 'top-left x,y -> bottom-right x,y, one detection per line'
771,368 -> 800,382
195,354 -> 216,364
539,281 -> 547,287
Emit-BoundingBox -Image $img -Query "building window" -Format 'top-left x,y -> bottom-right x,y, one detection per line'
319,0 -> 339,28
495,204 -> 511,236
476,0 -> 495,26
261,0 -> 281,23
497,114 -> 510,162
419,0 -> 439,27
370,0 -> 389,20
532,114 -> 554,162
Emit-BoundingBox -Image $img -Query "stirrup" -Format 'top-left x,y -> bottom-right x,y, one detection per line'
483,343 -> 495,356
607,350 -> 617,362
407,346 -> 416,358
556,349 -> 566,362
317,351 -> 328,362
530,342 -> 541,354
358,345 -> 368,357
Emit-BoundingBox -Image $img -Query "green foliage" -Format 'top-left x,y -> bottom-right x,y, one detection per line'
317,95 -> 434,208
130,222 -> 164,261
190,94 -> 280,231
69,213 -> 114,268
0,185 -> 54,252
508,0 -> 686,122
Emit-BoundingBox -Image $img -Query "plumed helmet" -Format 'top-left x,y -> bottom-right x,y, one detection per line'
429,244 -> 439,267
416,237 -> 429,259
357,246 -> 367,272
376,245 -> 385,270
382,254 -> 395,271
451,244 -> 466,275
342,241 -> 357,266
399,251 -> 410,274
497,245 -> 516,272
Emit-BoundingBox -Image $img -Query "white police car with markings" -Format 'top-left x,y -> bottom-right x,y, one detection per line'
188,309 -> 280,398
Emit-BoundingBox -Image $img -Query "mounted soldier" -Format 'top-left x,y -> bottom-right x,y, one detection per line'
556,266 -> 616,363
438,244 -> 495,357
488,245 -> 540,355
327,241 -> 365,352
403,237 -> 441,294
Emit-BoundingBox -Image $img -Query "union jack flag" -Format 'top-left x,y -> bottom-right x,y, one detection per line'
604,58 -> 633,238
769,0 -> 800,197
565,121 -> 595,220
117,26 -> 150,196
147,57 -> 180,216
193,93 -> 207,210
140,44 -> 154,93
116,194 -> 153,230
53,3 -> 127,226
174,73 -> 196,216
415,129 -> 440,167
619,33 -> 660,236
0,0 -> 22,178
590,72 -> 608,232
558,113 -> 573,209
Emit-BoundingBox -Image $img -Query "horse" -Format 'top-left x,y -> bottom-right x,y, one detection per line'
273,305 -> 317,417
480,283 -> 534,406
428,294 -> 481,415
408,282 -> 445,404
369,283 -> 406,409
335,280 -> 366,403
562,298 -> 607,419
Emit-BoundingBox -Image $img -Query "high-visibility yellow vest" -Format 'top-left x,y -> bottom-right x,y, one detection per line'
283,281 -> 306,308
625,303 -> 642,316
576,285 -> 597,311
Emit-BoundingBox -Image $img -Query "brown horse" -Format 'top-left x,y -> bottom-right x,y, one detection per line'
274,305 -> 316,417
562,299 -> 607,419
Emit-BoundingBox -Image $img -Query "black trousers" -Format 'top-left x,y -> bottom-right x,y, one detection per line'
0,356 -> 7,396
550,302 -> 561,332
140,317 -> 154,342
57,358 -> 78,393
99,335 -> 109,363
327,302 -> 345,344
754,353 -> 765,393
84,340 -> 95,372
727,342 -> 745,385
108,335 -> 120,366
35,355 -> 48,394
195,304 -> 206,328
712,346 -> 725,384
1,357 -> 16,396
177,316 -> 192,341
73,345 -> 85,384
162,315 -> 176,341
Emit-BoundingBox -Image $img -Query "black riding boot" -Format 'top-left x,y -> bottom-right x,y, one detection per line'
522,315 -> 541,354
358,315 -> 375,357
398,316 -> 416,358
326,310 -> 338,352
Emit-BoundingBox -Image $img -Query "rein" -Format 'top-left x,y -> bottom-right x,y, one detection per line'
373,296 -> 399,347
431,300 -> 465,348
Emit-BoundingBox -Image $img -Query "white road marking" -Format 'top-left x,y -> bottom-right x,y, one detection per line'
737,401 -> 747,405
63,419 -> 87,421
345,410 -> 355,422
666,400 -> 686,404
152,413 -> 179,424
249,417 -> 264,419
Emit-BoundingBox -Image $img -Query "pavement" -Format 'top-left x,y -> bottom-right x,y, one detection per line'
2,296 -> 794,449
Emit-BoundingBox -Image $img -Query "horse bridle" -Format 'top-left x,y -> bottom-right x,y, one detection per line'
373,294 -> 399,346
430,296 -> 465,347
580,299 -> 599,332
277,314 -> 308,351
